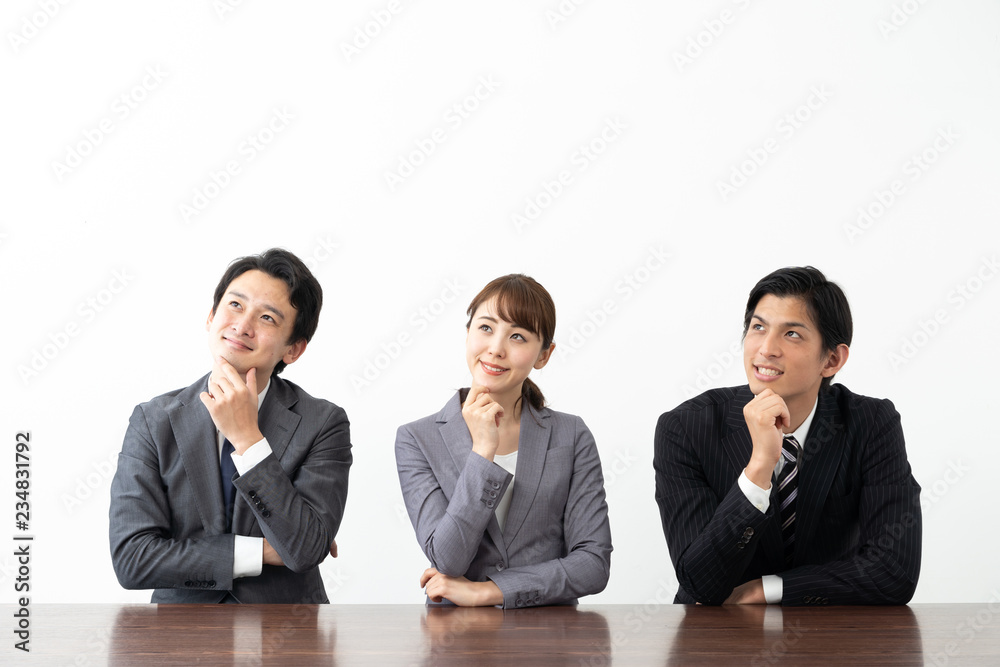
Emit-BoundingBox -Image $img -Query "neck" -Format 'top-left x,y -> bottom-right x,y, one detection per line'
783,392 -> 818,433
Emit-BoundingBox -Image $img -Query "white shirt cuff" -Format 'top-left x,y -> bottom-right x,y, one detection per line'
233,535 -> 263,578
230,437 -> 272,475
762,574 -> 783,604
738,469 -> 771,513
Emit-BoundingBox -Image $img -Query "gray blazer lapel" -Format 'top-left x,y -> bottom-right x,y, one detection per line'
168,375 -> 226,535
502,403 -> 552,546
437,392 -> 507,554
794,389 -> 846,564
232,376 -> 302,532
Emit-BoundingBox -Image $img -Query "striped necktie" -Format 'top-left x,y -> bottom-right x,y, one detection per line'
777,435 -> 801,566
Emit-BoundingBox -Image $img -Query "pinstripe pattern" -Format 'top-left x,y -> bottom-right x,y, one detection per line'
653,383 -> 922,606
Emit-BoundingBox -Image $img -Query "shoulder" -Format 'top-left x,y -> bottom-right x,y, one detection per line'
656,385 -> 747,429
821,383 -> 901,432
272,375 -> 345,415
396,391 -> 461,439
132,374 -> 207,418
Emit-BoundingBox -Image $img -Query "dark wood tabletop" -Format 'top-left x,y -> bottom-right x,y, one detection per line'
7,603 -> 998,665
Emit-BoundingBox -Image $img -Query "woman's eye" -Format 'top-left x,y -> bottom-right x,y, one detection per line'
479,324 -> 492,333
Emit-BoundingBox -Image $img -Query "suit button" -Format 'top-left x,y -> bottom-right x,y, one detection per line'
743,527 -> 754,538
496,561 -> 505,571
209,580 -> 216,587
491,481 -> 501,490
736,542 -> 744,550
516,598 -> 523,606
262,510 -> 271,518
248,490 -> 257,499
489,490 -> 498,498
534,597 -> 542,604
486,500 -> 495,508
184,580 -> 193,587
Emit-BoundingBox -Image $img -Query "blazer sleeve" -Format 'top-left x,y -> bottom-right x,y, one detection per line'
233,403 -> 352,573
654,410 -> 774,605
780,400 -> 921,605
487,417 -> 613,608
395,423 -> 513,577
109,404 -> 236,591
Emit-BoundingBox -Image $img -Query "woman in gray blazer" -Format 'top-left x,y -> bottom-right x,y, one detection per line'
395,274 -> 612,608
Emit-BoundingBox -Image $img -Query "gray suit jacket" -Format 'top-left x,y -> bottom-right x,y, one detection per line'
109,373 -> 352,603
395,390 -> 612,609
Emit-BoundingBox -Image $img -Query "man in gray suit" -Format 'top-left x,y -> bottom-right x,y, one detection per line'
110,248 -> 351,603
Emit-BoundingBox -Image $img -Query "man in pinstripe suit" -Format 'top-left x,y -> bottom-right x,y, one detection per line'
654,266 -> 921,606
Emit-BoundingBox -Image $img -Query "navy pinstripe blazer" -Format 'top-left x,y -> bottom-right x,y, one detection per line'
654,383 -> 921,606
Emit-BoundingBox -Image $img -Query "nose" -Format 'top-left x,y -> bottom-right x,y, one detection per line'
487,336 -> 506,358
231,313 -> 254,338
758,331 -> 780,358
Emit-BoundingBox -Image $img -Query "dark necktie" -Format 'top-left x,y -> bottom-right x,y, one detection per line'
220,438 -> 237,532
776,435 -> 800,566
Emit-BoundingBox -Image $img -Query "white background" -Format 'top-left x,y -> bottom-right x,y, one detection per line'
1,1 -> 998,606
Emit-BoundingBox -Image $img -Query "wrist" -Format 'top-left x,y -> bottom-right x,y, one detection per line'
232,429 -> 265,455
479,580 -> 503,606
744,460 -> 773,490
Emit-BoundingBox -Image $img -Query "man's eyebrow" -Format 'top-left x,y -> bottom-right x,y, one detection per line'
227,290 -> 286,321
752,313 -> 811,329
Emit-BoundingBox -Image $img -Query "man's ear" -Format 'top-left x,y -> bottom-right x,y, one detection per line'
206,308 -> 216,331
821,343 -> 850,378
533,343 -> 555,370
282,339 -> 308,367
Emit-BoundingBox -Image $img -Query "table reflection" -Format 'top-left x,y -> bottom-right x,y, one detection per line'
420,605 -> 612,666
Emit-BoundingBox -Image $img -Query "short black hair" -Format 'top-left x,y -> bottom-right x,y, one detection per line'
211,248 -> 322,376
743,266 -> 852,388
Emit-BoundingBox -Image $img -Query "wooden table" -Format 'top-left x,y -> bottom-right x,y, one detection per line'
6,603 -> 999,665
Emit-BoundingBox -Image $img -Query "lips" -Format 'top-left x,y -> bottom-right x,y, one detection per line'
479,360 -> 508,376
223,336 -> 253,351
